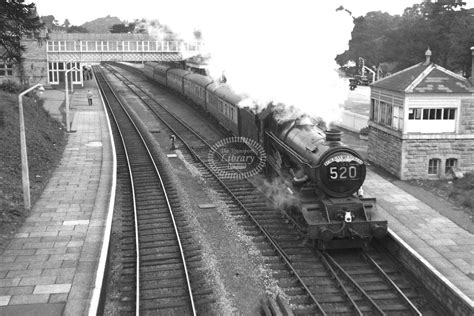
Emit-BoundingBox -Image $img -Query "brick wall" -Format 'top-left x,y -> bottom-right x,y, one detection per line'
402,137 -> 474,179
367,124 -> 403,178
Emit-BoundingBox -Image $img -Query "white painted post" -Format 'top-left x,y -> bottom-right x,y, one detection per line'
65,69 -> 70,132
18,84 -> 44,210
65,66 -> 79,132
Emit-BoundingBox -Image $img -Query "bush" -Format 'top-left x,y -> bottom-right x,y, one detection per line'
359,126 -> 370,136
0,79 -> 22,93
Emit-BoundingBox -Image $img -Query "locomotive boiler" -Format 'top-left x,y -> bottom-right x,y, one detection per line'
264,114 -> 387,249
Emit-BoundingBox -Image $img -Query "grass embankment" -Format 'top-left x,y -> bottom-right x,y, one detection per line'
0,89 -> 66,245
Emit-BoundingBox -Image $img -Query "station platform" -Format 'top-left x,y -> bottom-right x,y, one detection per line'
366,170 -> 474,313
0,75 -> 472,315
0,80 -> 115,315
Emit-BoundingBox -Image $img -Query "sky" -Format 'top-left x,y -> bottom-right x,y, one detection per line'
32,0 -> 474,28
30,0 -> 474,123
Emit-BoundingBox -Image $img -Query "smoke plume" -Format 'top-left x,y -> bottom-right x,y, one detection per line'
155,1 -> 353,125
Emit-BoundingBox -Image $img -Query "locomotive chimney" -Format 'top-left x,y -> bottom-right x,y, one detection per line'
326,129 -> 342,144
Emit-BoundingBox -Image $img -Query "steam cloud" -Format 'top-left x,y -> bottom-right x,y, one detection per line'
153,1 -> 353,125
260,177 -> 299,215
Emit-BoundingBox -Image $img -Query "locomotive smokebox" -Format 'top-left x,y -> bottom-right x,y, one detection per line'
325,129 -> 342,144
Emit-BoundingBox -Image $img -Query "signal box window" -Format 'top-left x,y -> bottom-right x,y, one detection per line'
445,158 -> 458,175
428,159 -> 440,175
370,99 -> 375,121
408,108 -> 422,120
409,108 -> 456,120
443,108 -> 456,120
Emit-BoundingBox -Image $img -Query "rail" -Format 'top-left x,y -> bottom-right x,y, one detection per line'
102,63 -> 327,314
94,66 -> 196,315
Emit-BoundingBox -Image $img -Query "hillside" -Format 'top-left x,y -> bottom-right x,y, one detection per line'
81,15 -> 122,33
0,90 -> 66,247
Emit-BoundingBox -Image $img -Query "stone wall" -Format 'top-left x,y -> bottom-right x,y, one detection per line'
12,39 -> 48,86
459,98 -> 474,133
367,123 -> 403,177
401,137 -> 474,179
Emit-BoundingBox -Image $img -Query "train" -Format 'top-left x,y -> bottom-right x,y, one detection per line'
141,61 -> 388,249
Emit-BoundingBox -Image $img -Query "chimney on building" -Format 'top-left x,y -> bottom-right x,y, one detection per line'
423,47 -> 432,66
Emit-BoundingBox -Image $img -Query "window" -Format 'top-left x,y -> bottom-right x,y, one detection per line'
445,158 -> 458,175
370,99 -> 375,121
443,108 -> 456,120
373,100 -> 379,122
87,41 -> 96,51
379,101 -> 392,126
48,62 -> 59,84
408,108 -> 422,120
428,159 -> 440,175
425,108 -> 442,120
0,62 -> 13,76
66,41 -> 75,51
413,107 -> 455,120
392,106 -> 403,130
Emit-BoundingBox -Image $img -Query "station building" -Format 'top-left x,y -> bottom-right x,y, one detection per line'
0,32 -> 200,88
367,49 -> 474,180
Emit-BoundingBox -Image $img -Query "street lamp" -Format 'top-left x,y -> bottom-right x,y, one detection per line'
65,67 -> 78,132
18,83 -> 45,211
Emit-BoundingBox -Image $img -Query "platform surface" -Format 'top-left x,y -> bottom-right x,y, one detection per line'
0,80 -> 114,315
366,170 -> 474,306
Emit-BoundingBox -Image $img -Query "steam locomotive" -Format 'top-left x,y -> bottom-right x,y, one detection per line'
141,62 -> 387,249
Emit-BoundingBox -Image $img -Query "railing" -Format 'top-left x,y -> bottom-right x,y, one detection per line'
46,40 -> 203,53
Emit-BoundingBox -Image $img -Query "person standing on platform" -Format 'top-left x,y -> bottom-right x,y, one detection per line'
87,90 -> 93,106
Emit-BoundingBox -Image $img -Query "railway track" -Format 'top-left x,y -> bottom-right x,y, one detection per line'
94,66 -> 213,315
100,63 -> 445,315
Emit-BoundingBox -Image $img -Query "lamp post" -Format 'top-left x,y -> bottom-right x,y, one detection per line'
18,83 -> 45,211
65,67 -> 78,132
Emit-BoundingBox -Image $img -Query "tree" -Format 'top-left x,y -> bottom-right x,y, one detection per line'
110,23 -> 135,33
335,11 -> 400,71
62,19 -> 70,28
0,0 -> 44,62
336,1 -> 473,76
67,25 -> 89,33
40,15 -> 58,31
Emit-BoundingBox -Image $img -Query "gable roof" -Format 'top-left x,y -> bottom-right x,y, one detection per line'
371,62 -> 472,94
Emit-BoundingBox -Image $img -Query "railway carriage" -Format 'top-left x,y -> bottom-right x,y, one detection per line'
145,62 -> 171,86
143,62 -> 155,80
183,73 -> 214,110
205,83 -> 241,135
167,68 -> 191,94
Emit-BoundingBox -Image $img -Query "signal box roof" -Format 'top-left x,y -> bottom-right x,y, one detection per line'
371,62 -> 472,94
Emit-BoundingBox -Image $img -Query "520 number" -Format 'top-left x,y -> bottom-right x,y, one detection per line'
329,166 -> 358,180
